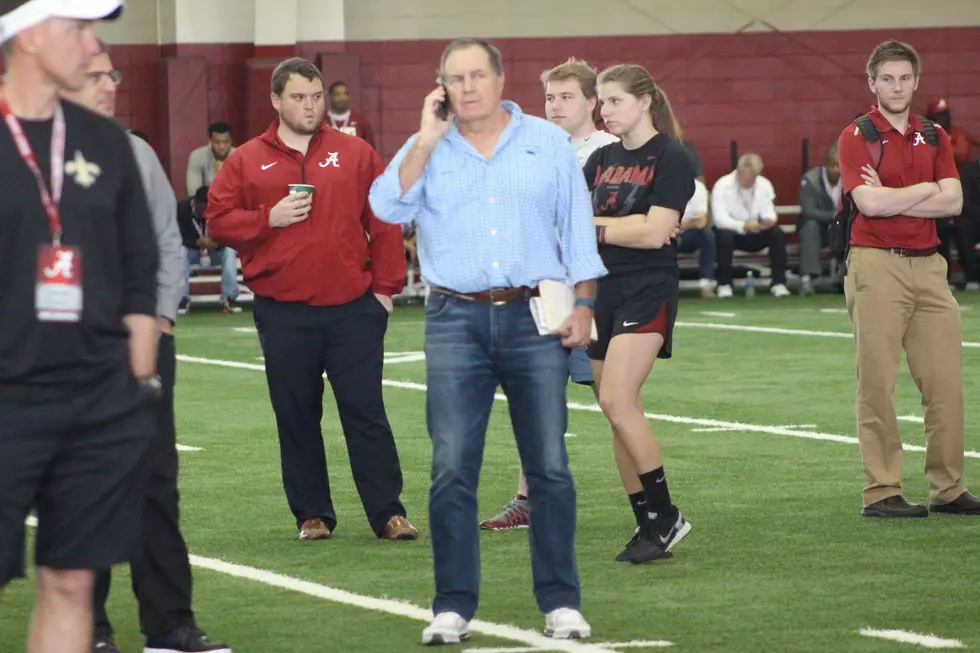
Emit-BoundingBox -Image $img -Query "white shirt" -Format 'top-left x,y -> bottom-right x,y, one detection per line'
571,130 -> 620,167
682,178 -> 709,222
710,170 -> 777,234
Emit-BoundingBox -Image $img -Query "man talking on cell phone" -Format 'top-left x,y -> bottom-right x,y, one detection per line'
0,2 -> 159,652
370,38 -> 605,646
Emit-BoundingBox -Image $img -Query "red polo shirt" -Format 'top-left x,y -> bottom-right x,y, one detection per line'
838,106 -> 959,250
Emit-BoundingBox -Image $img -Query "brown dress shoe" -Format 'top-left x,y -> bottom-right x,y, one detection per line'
299,518 -> 332,540
380,515 -> 419,540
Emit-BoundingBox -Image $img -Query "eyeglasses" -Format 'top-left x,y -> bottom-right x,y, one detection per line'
87,70 -> 123,85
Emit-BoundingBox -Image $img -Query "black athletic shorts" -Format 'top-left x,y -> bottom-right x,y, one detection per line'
0,367 -> 155,586
588,270 -> 679,361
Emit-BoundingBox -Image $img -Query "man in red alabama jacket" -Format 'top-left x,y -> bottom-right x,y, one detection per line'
206,57 -> 418,542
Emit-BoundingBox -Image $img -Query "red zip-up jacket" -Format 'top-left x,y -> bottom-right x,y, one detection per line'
205,119 -> 405,306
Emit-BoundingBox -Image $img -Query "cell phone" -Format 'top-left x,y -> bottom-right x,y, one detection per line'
435,74 -> 450,121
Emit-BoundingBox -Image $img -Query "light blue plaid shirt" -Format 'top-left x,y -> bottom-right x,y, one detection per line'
369,101 -> 607,293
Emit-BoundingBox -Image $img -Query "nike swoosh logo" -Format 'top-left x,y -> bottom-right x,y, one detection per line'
261,162 -> 277,170
659,532 -> 672,545
623,321 -> 638,327
655,475 -> 665,484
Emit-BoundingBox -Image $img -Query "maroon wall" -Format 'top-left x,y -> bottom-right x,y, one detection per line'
82,26 -> 980,202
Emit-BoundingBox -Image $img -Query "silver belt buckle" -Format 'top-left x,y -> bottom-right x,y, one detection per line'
489,288 -> 507,306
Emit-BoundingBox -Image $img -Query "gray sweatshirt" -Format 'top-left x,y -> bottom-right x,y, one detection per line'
128,134 -> 182,324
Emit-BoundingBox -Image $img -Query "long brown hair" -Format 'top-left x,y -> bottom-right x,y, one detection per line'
597,64 -> 678,140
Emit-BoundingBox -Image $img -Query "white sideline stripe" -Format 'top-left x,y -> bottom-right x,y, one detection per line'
186,555 -> 641,653
22,517 -> 660,652
675,321 -> 980,348
236,321 -> 980,348
564,433 -> 578,438
859,628 -> 965,649
465,643 -> 672,653
689,427 -> 746,433
176,444 -> 203,452
899,415 -> 925,424
819,308 -> 849,314
698,311 -> 736,318
174,355 -> 980,460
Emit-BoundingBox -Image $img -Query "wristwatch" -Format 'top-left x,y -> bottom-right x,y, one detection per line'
137,375 -> 163,401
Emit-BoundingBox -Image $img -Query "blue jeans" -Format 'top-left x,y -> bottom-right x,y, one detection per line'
182,246 -> 240,302
424,292 -> 581,620
678,228 -> 717,281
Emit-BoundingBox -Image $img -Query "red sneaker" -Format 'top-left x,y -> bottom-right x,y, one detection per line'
479,498 -> 529,530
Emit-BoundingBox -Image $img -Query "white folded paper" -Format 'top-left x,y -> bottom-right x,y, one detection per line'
529,279 -> 598,341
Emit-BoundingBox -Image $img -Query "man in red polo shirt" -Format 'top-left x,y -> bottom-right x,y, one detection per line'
838,40 -> 980,518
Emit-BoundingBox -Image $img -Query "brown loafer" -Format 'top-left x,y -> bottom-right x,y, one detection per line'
299,518 -> 332,540
380,515 -> 419,540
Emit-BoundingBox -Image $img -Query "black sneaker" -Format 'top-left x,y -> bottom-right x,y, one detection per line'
615,526 -> 642,562
144,626 -> 232,653
177,298 -> 190,315
624,511 -> 691,564
93,633 -> 122,653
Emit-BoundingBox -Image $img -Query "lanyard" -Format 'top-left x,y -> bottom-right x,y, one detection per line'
0,93 -> 66,247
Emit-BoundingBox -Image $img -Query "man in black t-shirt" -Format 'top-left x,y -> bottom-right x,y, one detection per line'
0,3 -> 159,652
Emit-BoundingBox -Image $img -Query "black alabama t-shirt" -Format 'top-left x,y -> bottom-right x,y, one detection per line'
583,133 -> 695,275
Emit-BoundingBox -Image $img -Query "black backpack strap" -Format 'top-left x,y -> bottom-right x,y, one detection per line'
855,114 -> 880,143
854,113 -> 885,171
916,115 -> 940,146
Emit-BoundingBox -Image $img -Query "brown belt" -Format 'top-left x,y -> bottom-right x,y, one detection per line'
431,286 -> 539,304
875,247 -> 938,258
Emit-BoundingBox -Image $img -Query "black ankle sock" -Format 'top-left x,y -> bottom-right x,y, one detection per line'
628,491 -> 647,528
638,467 -> 678,524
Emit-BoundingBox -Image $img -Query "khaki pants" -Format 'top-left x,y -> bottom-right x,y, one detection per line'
845,247 -> 966,506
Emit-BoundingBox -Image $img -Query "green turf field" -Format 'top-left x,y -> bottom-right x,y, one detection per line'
3,292 -> 979,652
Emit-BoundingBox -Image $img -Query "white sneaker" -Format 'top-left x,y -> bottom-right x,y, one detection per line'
422,612 -> 469,646
716,284 -> 733,298
544,607 -> 591,639
770,283 -> 791,297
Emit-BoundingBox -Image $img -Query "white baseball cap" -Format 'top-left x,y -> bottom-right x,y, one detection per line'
0,0 -> 123,45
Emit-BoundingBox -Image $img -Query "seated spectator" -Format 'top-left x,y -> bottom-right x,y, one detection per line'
937,216 -> 979,291
176,186 -> 241,313
186,121 -> 235,196
711,153 -> 790,297
797,144 -> 841,295
677,177 -> 716,297
403,220 -> 418,271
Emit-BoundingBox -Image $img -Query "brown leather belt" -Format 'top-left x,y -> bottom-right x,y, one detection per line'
876,247 -> 938,258
431,286 -> 539,304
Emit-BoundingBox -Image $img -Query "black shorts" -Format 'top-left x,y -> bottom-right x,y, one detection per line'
588,271 -> 679,361
0,368 -> 154,586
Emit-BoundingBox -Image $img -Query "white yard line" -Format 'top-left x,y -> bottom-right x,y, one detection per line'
185,555 -> 639,653
675,321 -> 980,348
698,311 -> 736,318
22,516 -> 657,652
465,642 -> 672,653
174,355 -> 980,460
858,628 -> 966,649
176,444 -> 203,452
899,415 -> 925,424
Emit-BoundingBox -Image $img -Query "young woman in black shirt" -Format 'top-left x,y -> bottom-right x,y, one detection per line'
584,64 -> 695,563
